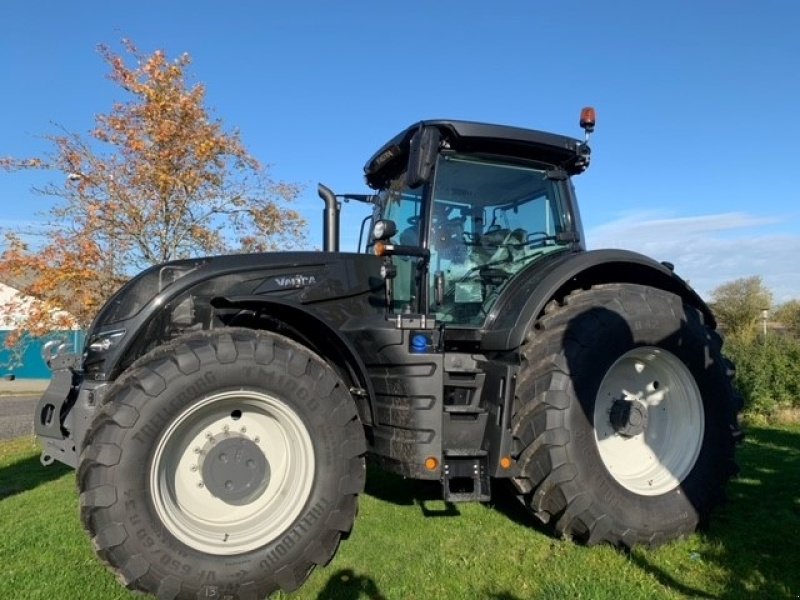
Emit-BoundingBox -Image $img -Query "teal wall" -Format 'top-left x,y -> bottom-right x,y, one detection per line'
0,331 -> 85,379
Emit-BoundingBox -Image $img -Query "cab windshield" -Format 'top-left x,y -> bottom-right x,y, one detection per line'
428,154 -> 572,325
373,155 -> 573,325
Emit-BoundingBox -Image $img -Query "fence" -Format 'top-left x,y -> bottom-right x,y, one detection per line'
0,330 -> 86,379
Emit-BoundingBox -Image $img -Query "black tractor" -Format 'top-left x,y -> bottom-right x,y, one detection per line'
35,109 -> 741,599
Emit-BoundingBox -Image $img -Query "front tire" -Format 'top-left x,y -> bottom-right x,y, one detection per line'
78,329 -> 366,599
510,284 -> 741,547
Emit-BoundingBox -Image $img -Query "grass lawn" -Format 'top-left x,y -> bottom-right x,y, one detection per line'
1,424 -> 798,599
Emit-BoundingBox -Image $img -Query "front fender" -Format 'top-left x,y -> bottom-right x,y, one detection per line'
211,295 -> 376,426
481,249 -> 715,351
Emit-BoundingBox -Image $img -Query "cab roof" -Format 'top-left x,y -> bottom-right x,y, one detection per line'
364,119 -> 590,189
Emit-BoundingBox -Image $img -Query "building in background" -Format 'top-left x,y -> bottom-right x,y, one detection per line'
0,281 -> 84,379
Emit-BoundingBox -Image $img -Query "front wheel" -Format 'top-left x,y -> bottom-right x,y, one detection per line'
78,329 -> 366,599
510,284 -> 741,547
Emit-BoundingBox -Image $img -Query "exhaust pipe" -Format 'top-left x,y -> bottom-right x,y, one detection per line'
318,183 -> 340,252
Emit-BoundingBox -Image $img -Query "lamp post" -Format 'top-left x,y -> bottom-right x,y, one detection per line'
761,307 -> 769,342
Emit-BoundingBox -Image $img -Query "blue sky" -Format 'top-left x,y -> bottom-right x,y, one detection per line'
1,1 -> 798,301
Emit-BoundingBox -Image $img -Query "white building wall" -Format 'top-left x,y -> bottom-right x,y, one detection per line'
0,282 -> 34,331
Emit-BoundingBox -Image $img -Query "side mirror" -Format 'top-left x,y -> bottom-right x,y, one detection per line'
406,126 -> 440,189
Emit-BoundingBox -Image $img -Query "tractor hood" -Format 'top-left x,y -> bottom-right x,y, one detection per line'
83,252 -> 385,380
91,252 -> 381,332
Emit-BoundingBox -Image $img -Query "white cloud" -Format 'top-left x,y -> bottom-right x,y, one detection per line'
587,212 -> 800,303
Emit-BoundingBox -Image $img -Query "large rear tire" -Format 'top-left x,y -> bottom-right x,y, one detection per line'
510,284 -> 741,546
78,329 -> 366,599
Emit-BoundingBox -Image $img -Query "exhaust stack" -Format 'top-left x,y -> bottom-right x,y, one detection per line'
318,183 -> 340,252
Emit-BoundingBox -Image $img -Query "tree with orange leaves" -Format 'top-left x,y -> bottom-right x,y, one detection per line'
0,40 -> 305,346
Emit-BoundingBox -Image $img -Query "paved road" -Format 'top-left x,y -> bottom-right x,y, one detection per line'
0,395 -> 39,441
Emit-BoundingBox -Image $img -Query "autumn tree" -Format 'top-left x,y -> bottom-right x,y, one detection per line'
0,40 -> 305,344
710,276 -> 772,339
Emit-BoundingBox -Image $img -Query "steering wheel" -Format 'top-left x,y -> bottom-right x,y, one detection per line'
526,231 -> 558,247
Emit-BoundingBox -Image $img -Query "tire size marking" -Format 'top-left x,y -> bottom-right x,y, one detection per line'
591,473 -> 620,509
124,489 -> 191,564
198,583 -> 243,599
258,369 -> 319,411
259,497 -> 331,570
131,372 -> 217,445
156,548 -> 193,575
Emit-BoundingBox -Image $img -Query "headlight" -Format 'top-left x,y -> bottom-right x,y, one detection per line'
372,219 -> 397,241
88,329 -> 127,352
41,339 -> 69,364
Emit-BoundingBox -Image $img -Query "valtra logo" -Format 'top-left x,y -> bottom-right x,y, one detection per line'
273,274 -> 318,288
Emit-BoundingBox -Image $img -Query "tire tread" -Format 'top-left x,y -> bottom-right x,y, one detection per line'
510,284 -> 741,548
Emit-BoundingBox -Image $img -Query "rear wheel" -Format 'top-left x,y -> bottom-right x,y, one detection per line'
78,329 -> 366,599
510,284 -> 741,546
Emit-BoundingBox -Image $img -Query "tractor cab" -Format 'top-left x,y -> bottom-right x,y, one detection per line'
359,114 -> 594,326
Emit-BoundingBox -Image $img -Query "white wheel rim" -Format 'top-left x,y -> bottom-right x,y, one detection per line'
594,347 -> 704,496
150,390 -> 315,555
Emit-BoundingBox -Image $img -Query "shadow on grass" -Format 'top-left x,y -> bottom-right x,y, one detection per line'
316,569 -> 386,600
364,426 -> 799,599
314,568 -> 523,600
364,463 -> 461,518
490,481 -> 551,533
626,549 -> 716,598
484,592 -> 523,600
491,484 -> 715,598
631,425 -> 800,599
0,453 -> 70,501
489,424 -> 800,598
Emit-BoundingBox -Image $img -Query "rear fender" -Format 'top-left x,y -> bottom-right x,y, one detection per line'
482,249 -> 715,351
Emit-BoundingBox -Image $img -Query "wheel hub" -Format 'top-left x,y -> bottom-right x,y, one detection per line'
609,397 -> 648,437
200,436 -> 270,505
594,346 -> 705,496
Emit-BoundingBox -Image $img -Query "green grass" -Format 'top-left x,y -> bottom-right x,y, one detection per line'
1,425 -> 798,599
